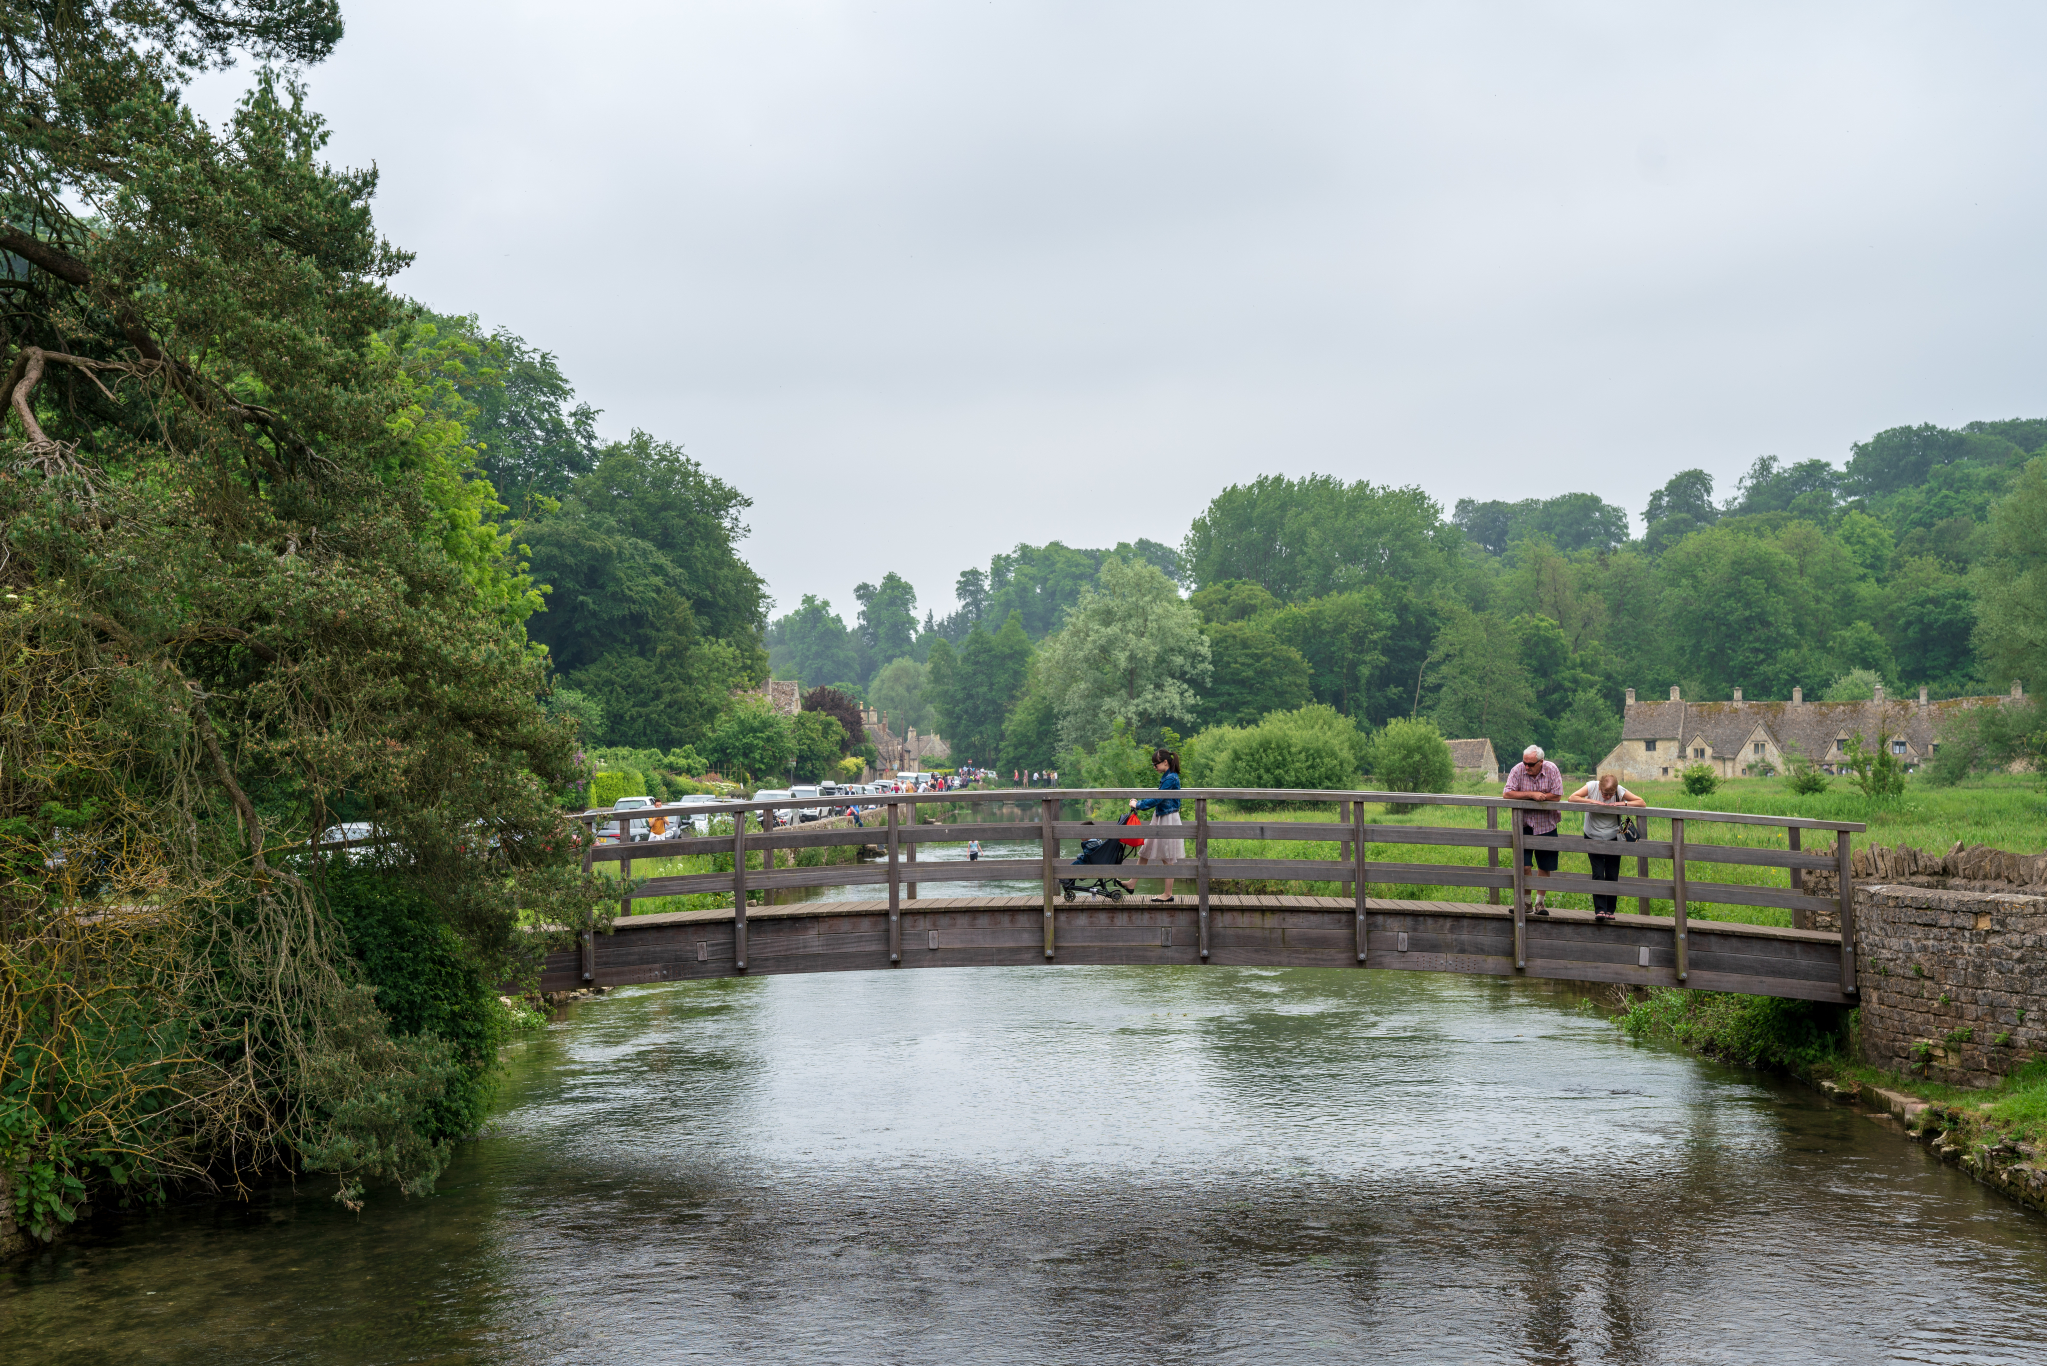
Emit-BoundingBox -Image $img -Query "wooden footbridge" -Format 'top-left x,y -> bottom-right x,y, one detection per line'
538,789 -> 1865,1005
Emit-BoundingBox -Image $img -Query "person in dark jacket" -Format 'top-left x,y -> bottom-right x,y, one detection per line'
1128,748 -> 1184,903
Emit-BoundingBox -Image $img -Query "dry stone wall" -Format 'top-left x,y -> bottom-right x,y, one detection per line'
1851,884 -> 2047,1087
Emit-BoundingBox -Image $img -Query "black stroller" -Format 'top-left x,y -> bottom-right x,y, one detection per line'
1060,819 -> 1141,902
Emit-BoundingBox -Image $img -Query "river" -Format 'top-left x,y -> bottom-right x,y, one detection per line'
8,963 -> 2047,1363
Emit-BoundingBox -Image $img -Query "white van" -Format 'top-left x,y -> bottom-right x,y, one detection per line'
752,789 -> 794,828
790,784 -> 823,820
675,792 -> 723,834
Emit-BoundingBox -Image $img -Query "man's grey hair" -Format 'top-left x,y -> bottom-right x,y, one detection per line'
1523,745 -> 1545,760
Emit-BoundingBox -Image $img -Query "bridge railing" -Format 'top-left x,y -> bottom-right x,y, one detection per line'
569,788 -> 1866,994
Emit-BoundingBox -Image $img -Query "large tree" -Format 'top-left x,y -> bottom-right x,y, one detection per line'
1036,557 -> 1211,749
1974,457 -> 2047,695
0,3 -> 605,1228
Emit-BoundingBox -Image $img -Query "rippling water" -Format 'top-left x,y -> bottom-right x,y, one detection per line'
9,966 -> 2046,1364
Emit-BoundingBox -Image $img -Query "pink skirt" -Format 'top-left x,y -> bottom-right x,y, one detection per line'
1140,810 -> 1184,862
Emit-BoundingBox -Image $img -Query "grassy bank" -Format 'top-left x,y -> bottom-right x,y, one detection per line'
1614,987 -> 2047,1145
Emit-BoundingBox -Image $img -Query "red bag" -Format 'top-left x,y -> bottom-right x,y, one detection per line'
1119,810 -> 1147,847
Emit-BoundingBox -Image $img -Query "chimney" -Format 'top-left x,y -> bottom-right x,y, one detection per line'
1733,687 -> 1743,702
1793,686 -> 1803,704
1625,687 -> 1636,705
1669,686 -> 1681,701
1919,686 -> 1928,707
2015,680 -> 2026,698
1873,684 -> 1884,703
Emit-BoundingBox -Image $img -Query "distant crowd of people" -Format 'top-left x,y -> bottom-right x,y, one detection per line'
1015,770 -> 1061,786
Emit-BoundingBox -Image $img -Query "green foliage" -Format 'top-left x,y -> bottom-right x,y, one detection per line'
1181,725 -> 1244,787
1453,492 -> 1631,555
800,687 -> 866,753
870,657 -> 932,734
1841,731 -> 1909,803
1078,721 -> 1161,793
769,595 -> 860,688
934,612 -> 1034,766
1822,668 -> 1885,702
1036,557 -> 1211,749
1427,608 -> 1540,748
855,573 -> 920,670
542,687 -> 605,739
790,711 -> 848,782
701,698 -> 793,782
1198,621 -> 1312,727
1183,474 -> 1457,603
1553,691 -> 1622,773
1373,717 -> 1454,813
997,674 -> 1060,775
1262,590 -> 1391,718
1924,700 -> 2045,786
1679,763 -> 1721,796
1189,579 -> 1282,623
1975,456 -> 2047,697
1616,989 -> 1848,1073
1786,755 -> 1831,795
589,770 -> 648,808
320,870 -> 508,1143
1216,706 -> 1366,805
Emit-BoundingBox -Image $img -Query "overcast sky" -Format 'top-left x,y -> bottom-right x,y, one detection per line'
194,1 -> 2047,623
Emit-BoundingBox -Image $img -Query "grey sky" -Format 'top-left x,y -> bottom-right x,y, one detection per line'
195,1 -> 2047,624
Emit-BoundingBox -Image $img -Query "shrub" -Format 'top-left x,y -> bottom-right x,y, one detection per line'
1181,724 -> 1243,787
319,869 -> 508,1143
1679,763 -> 1719,796
1616,988 -> 1847,1073
1217,713 -> 1357,807
1841,730 -> 1908,803
1374,717 -> 1453,814
1786,765 -> 1829,795
589,769 -> 646,807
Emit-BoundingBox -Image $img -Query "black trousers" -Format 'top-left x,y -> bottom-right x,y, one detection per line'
1586,837 -> 1621,913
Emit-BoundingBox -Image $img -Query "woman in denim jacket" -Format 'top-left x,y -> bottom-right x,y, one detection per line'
1128,748 -> 1184,903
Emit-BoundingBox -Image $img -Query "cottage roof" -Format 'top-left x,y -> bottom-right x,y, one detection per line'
1619,693 -> 2012,762
1446,738 -> 1498,772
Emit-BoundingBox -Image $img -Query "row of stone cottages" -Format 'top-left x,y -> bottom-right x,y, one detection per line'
1442,682 -> 2028,785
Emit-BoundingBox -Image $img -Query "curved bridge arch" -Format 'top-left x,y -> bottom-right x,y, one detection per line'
541,788 -> 1862,1005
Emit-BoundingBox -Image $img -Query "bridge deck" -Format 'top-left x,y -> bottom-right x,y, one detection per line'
538,895 -> 1850,1004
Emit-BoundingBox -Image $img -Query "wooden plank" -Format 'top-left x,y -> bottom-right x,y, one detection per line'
1042,797 -> 1057,960
1676,881 -> 1843,917
1353,800 -> 1368,964
1202,821 -> 1353,842
1636,813 -> 1650,917
1518,833 -> 1675,858
1196,796 -> 1211,961
1486,806 -> 1500,906
595,825 -> 874,860
1363,824 -> 1513,850
896,822 -> 1043,844
907,809 -> 918,903
1676,841 -> 1837,872
1671,816 -> 1687,983
1838,831 -> 1857,995
1511,816 -> 1526,971
887,801 -> 901,965
732,807 -> 748,972
1788,826 -> 1805,931
635,864 -> 892,897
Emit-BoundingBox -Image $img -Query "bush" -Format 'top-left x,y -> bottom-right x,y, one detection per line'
1679,763 -> 1719,796
1218,718 -> 1357,807
1841,731 -> 1908,803
702,697 -> 794,782
319,869 -> 508,1143
1080,721 -> 1162,793
1374,717 -> 1453,813
1616,988 -> 1847,1073
1786,765 -> 1829,795
1181,724 -> 1243,787
589,769 -> 646,807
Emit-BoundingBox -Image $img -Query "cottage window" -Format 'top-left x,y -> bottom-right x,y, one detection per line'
1754,742 -> 1765,755
1643,739 -> 1657,752
1660,767 -> 1669,777
1693,747 -> 1705,759
1891,739 -> 1907,755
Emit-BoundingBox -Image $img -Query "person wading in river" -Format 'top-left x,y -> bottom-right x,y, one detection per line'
1502,745 -> 1564,915
1128,748 -> 1184,903
1567,772 -> 1645,923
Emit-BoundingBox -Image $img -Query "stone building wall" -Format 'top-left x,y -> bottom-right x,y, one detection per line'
1850,884 -> 2047,1087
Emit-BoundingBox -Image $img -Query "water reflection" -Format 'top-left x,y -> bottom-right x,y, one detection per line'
8,967 -> 2046,1364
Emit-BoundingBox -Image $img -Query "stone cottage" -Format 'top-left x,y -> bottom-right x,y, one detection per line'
1596,682 -> 2026,783
1445,738 -> 1500,782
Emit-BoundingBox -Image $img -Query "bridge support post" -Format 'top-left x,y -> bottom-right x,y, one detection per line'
1041,796 -> 1057,960
1788,826 -> 1805,930
1195,796 -> 1210,961
1636,814 -> 1651,917
906,808 -> 917,902
1838,831 -> 1857,995
732,809 -> 748,973
1511,813 -> 1526,971
1353,798 -> 1368,964
887,801 -> 901,965
1671,816 -> 1688,983
1487,806 -> 1500,905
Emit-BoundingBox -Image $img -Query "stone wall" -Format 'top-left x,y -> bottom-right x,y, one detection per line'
1851,884 -> 2047,1087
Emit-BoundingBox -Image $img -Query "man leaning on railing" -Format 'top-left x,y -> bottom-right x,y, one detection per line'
1502,745 -> 1563,916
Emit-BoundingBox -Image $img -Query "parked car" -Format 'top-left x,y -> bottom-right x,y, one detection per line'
609,794 -> 657,841
316,821 -> 379,864
674,793 -> 724,834
751,789 -> 794,828
790,784 -> 823,821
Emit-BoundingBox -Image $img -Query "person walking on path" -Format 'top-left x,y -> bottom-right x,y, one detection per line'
1129,749 -> 1184,903
1502,745 -> 1564,915
1568,773 -> 1644,923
